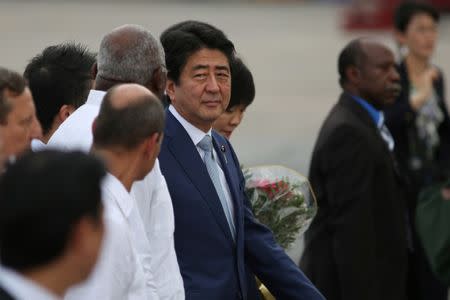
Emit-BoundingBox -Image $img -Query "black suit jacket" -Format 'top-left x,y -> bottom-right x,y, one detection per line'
300,93 -> 409,300
0,286 -> 15,300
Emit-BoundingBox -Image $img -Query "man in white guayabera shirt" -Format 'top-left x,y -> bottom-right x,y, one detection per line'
68,84 -> 164,300
48,25 -> 184,300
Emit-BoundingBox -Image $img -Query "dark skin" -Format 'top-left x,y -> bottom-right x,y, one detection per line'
344,40 -> 401,110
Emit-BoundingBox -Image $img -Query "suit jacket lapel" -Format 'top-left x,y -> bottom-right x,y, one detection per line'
165,111 -> 235,243
340,93 -> 393,154
340,93 -> 403,179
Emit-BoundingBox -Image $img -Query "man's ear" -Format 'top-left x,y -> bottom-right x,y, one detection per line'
58,105 -> 76,123
150,67 -> 167,100
143,133 -> 160,157
91,63 -> 98,80
166,79 -> 176,104
346,66 -> 361,84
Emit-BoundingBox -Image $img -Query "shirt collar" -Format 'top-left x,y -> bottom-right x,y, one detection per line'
0,266 -> 60,300
350,94 -> 383,127
169,105 -> 212,145
86,90 -> 106,106
102,173 -> 134,218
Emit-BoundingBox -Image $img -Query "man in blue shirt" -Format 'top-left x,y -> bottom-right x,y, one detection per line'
301,38 -> 411,300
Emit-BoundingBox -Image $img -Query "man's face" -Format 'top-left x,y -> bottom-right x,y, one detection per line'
357,44 -> 401,109
0,88 -> 42,157
167,48 -> 231,132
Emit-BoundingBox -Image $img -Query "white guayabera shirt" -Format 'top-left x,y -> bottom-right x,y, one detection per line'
66,173 -> 158,300
49,90 -> 185,300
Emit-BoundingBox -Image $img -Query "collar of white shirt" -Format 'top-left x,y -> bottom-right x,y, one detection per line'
0,266 -> 60,300
86,90 -> 106,106
168,105 -> 212,146
31,139 -> 47,152
102,173 -> 134,218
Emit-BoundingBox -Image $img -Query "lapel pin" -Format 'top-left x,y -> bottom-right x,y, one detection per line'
220,145 -> 227,164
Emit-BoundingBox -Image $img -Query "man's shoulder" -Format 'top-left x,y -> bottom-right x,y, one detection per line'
47,103 -> 100,151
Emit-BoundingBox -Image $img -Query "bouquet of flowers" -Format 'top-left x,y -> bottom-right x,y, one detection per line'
244,165 -> 317,250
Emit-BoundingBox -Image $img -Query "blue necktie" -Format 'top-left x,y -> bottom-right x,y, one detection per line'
198,135 -> 236,240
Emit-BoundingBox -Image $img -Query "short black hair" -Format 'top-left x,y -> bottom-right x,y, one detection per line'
24,43 -> 96,134
0,67 -> 26,124
338,39 -> 366,87
93,85 -> 165,150
228,57 -> 255,109
160,20 -> 235,84
394,1 -> 440,33
0,150 -> 106,271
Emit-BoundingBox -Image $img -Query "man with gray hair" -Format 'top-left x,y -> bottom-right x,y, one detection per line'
47,25 -> 184,300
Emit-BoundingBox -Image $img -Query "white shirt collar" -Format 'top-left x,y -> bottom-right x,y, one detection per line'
31,139 -> 47,152
0,266 -> 60,300
86,90 -> 106,106
168,105 -> 212,145
102,173 -> 134,218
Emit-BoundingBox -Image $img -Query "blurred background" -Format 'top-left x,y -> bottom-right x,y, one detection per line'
0,0 -> 449,175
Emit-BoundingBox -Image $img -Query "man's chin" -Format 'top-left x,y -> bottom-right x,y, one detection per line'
381,97 -> 396,108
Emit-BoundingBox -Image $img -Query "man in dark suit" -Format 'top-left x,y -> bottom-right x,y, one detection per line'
159,20 -> 324,300
300,38 -> 411,300
0,151 -> 105,299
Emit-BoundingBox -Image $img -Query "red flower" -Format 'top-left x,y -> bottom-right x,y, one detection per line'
256,180 -> 291,200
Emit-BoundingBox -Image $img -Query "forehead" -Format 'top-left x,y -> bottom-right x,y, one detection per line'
6,88 -> 33,111
408,12 -> 437,26
362,43 -> 394,65
184,48 -> 230,70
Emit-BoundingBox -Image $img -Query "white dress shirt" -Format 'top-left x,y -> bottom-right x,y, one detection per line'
47,90 -> 105,151
48,90 -> 184,300
168,105 -> 235,222
65,174 -> 158,300
0,266 -> 59,300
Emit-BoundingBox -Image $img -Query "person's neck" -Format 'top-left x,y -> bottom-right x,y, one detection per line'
42,129 -> 56,144
93,77 -> 117,92
93,148 -> 139,192
22,261 -> 75,298
405,54 -> 430,77
344,89 -> 380,110
170,105 -> 212,133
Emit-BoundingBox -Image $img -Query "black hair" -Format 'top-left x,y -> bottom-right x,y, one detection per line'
0,150 -> 106,271
0,67 -> 26,124
228,57 -> 255,109
337,39 -> 366,88
394,1 -> 440,33
24,43 -> 96,134
160,20 -> 235,84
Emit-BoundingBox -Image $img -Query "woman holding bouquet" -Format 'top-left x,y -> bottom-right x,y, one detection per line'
384,2 -> 450,299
